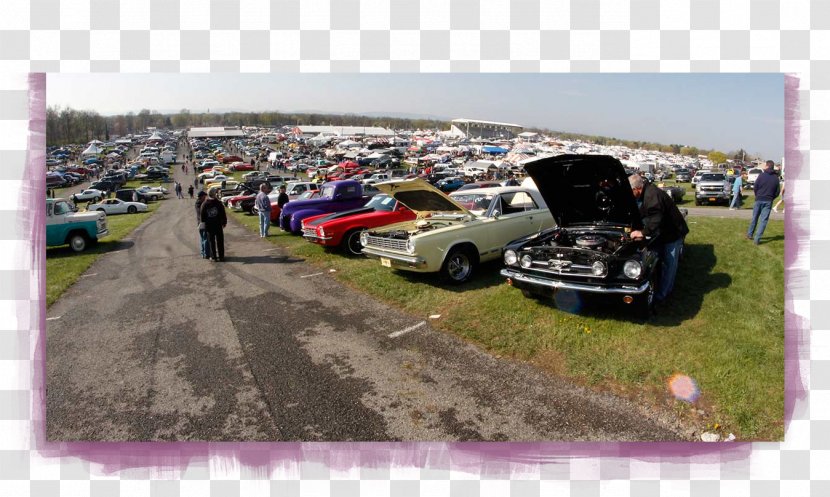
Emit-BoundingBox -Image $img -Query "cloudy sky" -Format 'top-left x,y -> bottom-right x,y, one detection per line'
48,73 -> 785,160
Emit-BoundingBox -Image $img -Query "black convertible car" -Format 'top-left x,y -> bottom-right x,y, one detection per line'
501,154 -> 667,318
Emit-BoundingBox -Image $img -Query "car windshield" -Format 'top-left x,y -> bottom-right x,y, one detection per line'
749,168 -> 762,174
365,194 -> 396,211
449,193 -> 493,214
677,169 -> 689,174
700,174 -> 725,181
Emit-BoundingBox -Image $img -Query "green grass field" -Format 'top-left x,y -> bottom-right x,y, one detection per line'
230,209 -> 785,440
46,201 -> 162,307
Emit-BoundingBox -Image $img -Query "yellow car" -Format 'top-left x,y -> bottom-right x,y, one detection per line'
361,179 -> 553,284
204,178 -> 239,191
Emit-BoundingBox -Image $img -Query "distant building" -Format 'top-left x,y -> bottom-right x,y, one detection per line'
289,125 -> 395,138
188,127 -> 245,138
450,118 -> 524,140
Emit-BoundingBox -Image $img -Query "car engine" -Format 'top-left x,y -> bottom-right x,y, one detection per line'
543,229 -> 625,254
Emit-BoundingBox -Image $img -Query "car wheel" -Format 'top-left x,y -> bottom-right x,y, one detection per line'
634,272 -> 657,320
441,246 -> 477,284
127,205 -> 137,214
694,199 -> 701,206
342,229 -> 365,256
93,196 -> 101,202
68,233 -> 87,252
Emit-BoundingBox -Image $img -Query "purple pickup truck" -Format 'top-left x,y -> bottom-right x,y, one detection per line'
279,180 -> 367,234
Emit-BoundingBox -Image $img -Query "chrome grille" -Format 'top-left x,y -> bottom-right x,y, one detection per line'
364,235 -> 407,252
302,227 -> 316,237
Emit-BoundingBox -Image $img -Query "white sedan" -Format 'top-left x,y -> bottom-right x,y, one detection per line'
71,189 -> 105,203
87,198 -> 148,215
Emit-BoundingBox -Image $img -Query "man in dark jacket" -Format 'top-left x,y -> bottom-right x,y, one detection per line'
200,188 -> 227,261
195,191 -> 211,259
628,174 -> 689,304
746,160 -> 781,245
276,185 -> 289,209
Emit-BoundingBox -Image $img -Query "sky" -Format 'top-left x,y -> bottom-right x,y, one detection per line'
47,73 -> 785,160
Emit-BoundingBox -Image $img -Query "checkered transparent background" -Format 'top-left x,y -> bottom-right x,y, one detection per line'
1,0 -> 827,495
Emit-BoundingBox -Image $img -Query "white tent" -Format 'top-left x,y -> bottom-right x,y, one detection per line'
81,144 -> 103,156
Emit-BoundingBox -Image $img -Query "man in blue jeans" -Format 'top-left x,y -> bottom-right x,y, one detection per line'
746,160 -> 781,245
629,174 -> 690,304
255,183 -> 272,238
195,191 -> 211,259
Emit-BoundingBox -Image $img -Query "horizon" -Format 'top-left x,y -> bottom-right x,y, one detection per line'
47,73 -> 785,160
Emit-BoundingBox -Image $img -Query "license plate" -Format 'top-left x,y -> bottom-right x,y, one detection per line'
381,258 -> 391,267
709,197 -> 717,202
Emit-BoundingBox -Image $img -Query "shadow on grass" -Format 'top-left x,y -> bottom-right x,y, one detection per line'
46,240 -> 136,260
519,244 -> 728,326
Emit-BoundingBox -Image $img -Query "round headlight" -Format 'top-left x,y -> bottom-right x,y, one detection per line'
360,231 -> 369,246
405,238 -> 415,254
504,250 -> 518,266
623,260 -> 642,279
520,254 -> 533,268
591,261 -> 607,276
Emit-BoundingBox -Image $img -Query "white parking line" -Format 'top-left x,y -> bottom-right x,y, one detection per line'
388,321 -> 426,339
80,273 -> 98,277
46,316 -> 61,321
300,272 -> 324,279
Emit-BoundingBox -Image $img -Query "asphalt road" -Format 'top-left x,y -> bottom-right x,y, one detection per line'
46,155 -> 700,442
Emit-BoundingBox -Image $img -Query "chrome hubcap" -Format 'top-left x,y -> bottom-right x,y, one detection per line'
448,254 -> 470,280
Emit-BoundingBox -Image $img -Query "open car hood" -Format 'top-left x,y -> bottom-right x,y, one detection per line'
523,154 -> 641,228
373,179 -> 471,217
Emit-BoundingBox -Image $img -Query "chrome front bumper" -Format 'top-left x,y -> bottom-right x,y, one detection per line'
361,246 -> 426,267
500,269 -> 649,295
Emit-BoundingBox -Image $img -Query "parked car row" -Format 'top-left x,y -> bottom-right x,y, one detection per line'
261,155 -> 681,320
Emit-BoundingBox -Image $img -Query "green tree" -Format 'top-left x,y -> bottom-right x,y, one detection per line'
708,150 -> 728,166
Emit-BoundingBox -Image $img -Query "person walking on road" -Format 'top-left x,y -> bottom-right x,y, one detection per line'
195,191 -> 211,259
175,182 -> 183,199
628,173 -> 689,305
729,172 -> 743,210
200,188 -> 227,262
187,184 -> 194,199
255,183 -> 272,238
746,160 -> 781,245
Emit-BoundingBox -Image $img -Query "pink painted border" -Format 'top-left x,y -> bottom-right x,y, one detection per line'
25,73 -> 802,477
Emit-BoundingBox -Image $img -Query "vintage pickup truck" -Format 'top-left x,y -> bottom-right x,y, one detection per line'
46,198 -> 109,252
278,180 -> 367,234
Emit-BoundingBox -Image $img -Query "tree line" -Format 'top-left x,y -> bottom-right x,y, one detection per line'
47,106 -> 756,164
46,106 -> 449,147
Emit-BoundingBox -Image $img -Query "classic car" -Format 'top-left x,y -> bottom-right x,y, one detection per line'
228,161 -> 254,171
278,180 -> 368,234
657,183 -> 686,203
360,179 -> 553,284
435,176 -> 466,193
71,189 -> 105,203
301,194 -> 416,256
88,198 -> 148,215
456,181 -> 502,192
47,198 -> 109,252
499,154 -> 670,318
135,185 -> 168,201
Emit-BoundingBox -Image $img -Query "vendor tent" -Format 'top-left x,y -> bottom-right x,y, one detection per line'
81,144 -> 103,156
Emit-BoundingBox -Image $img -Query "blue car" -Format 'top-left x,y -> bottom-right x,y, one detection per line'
436,177 -> 466,193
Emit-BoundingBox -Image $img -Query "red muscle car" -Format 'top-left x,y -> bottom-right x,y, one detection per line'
300,194 -> 416,256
